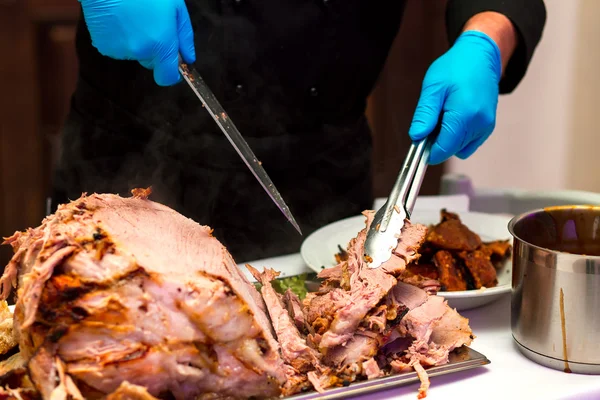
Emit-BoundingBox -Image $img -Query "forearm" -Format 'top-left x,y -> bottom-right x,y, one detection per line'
462,11 -> 518,73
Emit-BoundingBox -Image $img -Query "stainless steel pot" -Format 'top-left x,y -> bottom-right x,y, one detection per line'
508,205 -> 600,374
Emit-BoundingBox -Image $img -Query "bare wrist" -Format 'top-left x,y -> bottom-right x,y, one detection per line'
462,11 -> 518,73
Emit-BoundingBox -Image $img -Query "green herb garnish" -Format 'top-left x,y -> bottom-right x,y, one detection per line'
254,274 -> 309,300
272,274 -> 308,299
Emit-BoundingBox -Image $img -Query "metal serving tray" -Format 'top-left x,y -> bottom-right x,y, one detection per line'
285,346 -> 490,400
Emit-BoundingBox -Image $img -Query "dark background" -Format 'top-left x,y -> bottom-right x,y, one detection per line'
0,0 -> 449,268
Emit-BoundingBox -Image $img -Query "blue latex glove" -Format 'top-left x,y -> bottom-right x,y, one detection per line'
408,30 -> 502,165
79,0 -> 196,86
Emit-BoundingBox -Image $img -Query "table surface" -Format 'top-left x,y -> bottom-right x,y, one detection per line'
239,253 -> 600,400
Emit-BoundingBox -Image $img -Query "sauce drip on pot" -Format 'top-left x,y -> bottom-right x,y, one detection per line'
559,288 -> 571,373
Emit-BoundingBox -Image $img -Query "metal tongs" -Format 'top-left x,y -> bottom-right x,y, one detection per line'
364,123 -> 440,269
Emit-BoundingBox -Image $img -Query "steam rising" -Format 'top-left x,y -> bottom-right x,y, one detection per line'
51,2 -> 382,262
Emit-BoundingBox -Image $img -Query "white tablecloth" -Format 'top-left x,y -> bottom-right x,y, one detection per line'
238,253 -> 600,400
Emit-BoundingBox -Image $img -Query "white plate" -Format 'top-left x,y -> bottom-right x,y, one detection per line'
300,209 -> 513,311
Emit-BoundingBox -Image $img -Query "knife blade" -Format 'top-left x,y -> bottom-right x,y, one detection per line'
179,63 -> 302,235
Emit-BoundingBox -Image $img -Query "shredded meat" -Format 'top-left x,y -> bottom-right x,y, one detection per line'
0,194 -> 478,400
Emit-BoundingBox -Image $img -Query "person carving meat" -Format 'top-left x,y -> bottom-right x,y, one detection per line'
51,0 -> 546,262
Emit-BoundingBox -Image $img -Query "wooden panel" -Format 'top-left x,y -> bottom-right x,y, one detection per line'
0,1 -> 78,271
37,23 -> 79,191
367,0 -> 449,197
0,1 -> 45,269
27,0 -> 80,21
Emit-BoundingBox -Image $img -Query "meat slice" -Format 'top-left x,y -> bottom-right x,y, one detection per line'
323,334 -> 379,371
104,382 -> 159,400
315,212 -> 428,350
387,223 -> 428,274
430,307 -> 474,352
457,250 -> 497,288
283,289 -> 307,332
317,267 -> 395,349
0,192 -> 286,399
246,266 -> 320,374
433,250 -> 467,291
390,293 -> 474,400
317,214 -> 427,284
426,209 -> 481,251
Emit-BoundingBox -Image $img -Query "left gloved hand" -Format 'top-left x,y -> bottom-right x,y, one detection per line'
408,30 -> 502,165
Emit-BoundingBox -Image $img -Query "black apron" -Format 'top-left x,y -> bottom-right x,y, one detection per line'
52,0 -> 408,262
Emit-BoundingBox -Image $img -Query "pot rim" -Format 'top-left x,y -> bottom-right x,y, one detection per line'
508,204 -> 600,259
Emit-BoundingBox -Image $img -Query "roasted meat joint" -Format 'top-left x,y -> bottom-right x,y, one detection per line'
0,190 -> 475,399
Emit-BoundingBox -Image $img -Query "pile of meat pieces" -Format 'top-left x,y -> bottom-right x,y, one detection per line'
405,210 -> 512,291
250,210 -> 474,399
0,191 -> 474,400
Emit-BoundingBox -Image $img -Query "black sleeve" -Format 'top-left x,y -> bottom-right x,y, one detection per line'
445,0 -> 547,94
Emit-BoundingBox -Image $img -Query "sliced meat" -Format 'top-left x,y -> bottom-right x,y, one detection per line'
433,250 -> 467,291
283,289 -> 307,332
383,222 -> 428,275
316,264 -> 343,284
323,334 -> 379,369
0,192 -> 478,400
430,307 -> 474,352
362,358 -> 382,380
247,266 -> 320,374
316,212 -> 428,350
398,270 -> 441,296
317,266 -> 395,349
381,335 -> 412,356
389,281 -> 428,311
304,290 -> 347,337
399,295 -> 447,345
105,382 -> 160,400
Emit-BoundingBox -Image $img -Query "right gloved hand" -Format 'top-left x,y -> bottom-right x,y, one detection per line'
79,0 -> 196,86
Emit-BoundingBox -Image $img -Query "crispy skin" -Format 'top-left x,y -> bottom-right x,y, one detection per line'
406,263 -> 439,280
432,251 -> 467,292
333,245 -> 348,263
426,210 -> 481,252
0,302 -> 17,357
457,250 -> 497,288
481,240 -> 512,268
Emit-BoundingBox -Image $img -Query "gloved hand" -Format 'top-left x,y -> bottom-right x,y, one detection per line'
408,30 -> 502,165
79,0 -> 196,86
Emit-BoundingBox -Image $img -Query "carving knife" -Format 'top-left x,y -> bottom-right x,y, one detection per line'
179,63 -> 302,235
